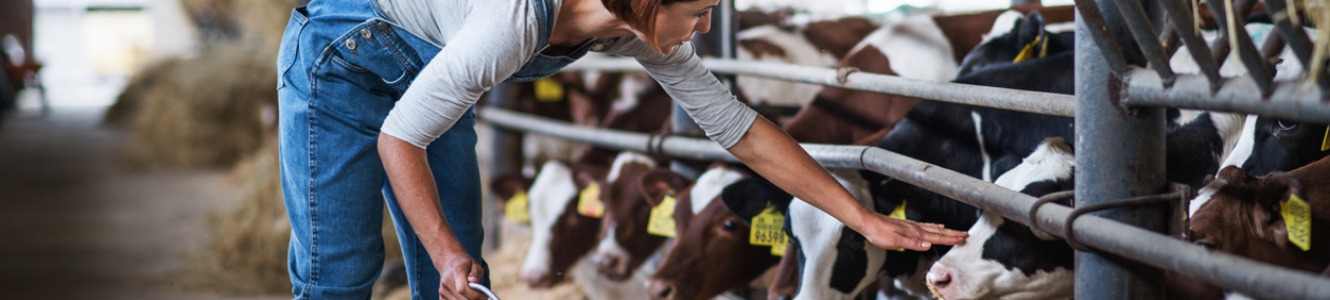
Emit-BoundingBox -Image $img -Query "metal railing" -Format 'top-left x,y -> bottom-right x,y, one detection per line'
484,0 -> 1330,298
565,58 -> 1077,117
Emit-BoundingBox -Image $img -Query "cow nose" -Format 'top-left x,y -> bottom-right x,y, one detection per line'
927,265 -> 954,293
647,279 -> 676,300
522,270 -> 554,288
593,253 -> 626,278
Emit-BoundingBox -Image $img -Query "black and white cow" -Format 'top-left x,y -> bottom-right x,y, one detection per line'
925,138 -> 1078,300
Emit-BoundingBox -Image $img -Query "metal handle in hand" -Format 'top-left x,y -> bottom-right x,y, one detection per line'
468,283 -> 500,300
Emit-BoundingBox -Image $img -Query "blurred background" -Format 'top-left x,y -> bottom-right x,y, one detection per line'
0,0 -> 1069,299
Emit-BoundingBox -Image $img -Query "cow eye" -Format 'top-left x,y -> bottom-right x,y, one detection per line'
722,220 -> 737,231
1275,120 -> 1299,132
1195,241 -> 1216,250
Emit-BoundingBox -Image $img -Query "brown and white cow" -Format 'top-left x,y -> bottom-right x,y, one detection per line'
588,151 -> 674,281
734,17 -> 877,110
1190,160 -> 1330,275
781,5 -> 1074,146
640,165 -> 765,300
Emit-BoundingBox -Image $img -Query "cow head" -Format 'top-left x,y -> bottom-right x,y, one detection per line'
520,161 -> 606,288
927,137 -> 1076,300
1189,164 -> 1330,273
646,166 -> 770,300
1222,116 -> 1329,177
1190,116 -> 1330,215
957,11 -> 1074,77
589,152 -> 672,280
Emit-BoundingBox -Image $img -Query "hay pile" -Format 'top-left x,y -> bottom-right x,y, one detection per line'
190,139 -> 289,294
115,44 -> 276,169
485,224 -> 586,299
109,0 -> 297,169
192,138 -> 406,294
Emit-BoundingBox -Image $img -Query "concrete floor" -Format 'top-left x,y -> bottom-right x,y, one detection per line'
0,106 -> 287,299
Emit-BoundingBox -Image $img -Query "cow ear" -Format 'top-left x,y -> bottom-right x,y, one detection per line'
1019,12 -> 1046,45
721,178 -> 793,225
1255,172 -> 1305,233
570,163 -> 606,191
639,169 -> 688,207
488,173 -> 531,205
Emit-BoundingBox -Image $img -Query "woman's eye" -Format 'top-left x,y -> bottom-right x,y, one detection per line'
1275,120 -> 1299,132
695,10 -> 709,18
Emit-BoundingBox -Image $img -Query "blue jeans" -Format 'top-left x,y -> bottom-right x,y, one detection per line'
276,1 -> 488,299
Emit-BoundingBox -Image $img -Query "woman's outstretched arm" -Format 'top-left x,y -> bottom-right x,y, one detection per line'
726,116 -> 969,251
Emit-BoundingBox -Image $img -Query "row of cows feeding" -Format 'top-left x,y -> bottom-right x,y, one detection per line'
481,5 -> 1329,300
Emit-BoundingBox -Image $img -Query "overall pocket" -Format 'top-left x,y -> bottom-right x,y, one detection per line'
323,19 -> 425,95
276,6 -> 310,89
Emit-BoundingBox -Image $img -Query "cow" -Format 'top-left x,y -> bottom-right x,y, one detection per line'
759,11 -> 1078,300
640,165 -> 772,300
588,151 -> 673,281
1190,159 -> 1330,275
734,17 -> 877,110
518,160 -> 607,288
925,138 -> 1078,300
781,6 -> 1076,146
719,169 -> 885,300
488,72 -> 675,298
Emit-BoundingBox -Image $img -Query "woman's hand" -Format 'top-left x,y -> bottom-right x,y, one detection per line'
858,212 -> 968,251
436,247 -> 486,300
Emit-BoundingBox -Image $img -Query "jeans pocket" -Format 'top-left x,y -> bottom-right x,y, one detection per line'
325,19 -> 424,95
276,6 -> 310,89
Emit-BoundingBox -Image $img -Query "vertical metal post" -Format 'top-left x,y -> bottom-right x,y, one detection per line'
1075,1 -> 1168,299
484,84 -> 522,251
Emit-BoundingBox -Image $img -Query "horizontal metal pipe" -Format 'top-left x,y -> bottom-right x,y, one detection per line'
1125,69 -> 1330,122
479,107 -> 1330,299
563,58 -> 1076,117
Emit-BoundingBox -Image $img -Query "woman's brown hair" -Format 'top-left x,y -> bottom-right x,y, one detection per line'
601,0 -> 694,52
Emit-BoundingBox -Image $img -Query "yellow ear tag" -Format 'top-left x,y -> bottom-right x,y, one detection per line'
647,194 -> 678,237
1320,126 -> 1328,151
504,190 -> 531,223
577,182 -> 604,218
771,234 -> 790,256
750,205 -> 787,247
534,78 -> 564,102
889,200 -> 909,252
1282,193 -> 1312,251
1013,35 -> 1045,63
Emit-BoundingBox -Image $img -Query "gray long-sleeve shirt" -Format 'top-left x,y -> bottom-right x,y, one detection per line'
376,0 -> 757,149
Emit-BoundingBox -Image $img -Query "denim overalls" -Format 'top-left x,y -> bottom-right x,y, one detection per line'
276,0 -> 593,298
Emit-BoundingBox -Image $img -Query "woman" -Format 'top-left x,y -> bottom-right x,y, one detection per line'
276,0 -> 969,299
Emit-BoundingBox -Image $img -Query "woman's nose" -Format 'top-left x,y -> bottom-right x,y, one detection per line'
696,17 -> 712,34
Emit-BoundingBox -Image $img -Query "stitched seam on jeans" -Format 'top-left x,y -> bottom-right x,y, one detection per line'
306,57 -> 322,295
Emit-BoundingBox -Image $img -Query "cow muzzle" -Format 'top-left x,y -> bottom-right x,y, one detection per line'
591,252 -> 632,280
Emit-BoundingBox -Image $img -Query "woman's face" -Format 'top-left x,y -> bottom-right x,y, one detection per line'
648,0 -> 717,54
